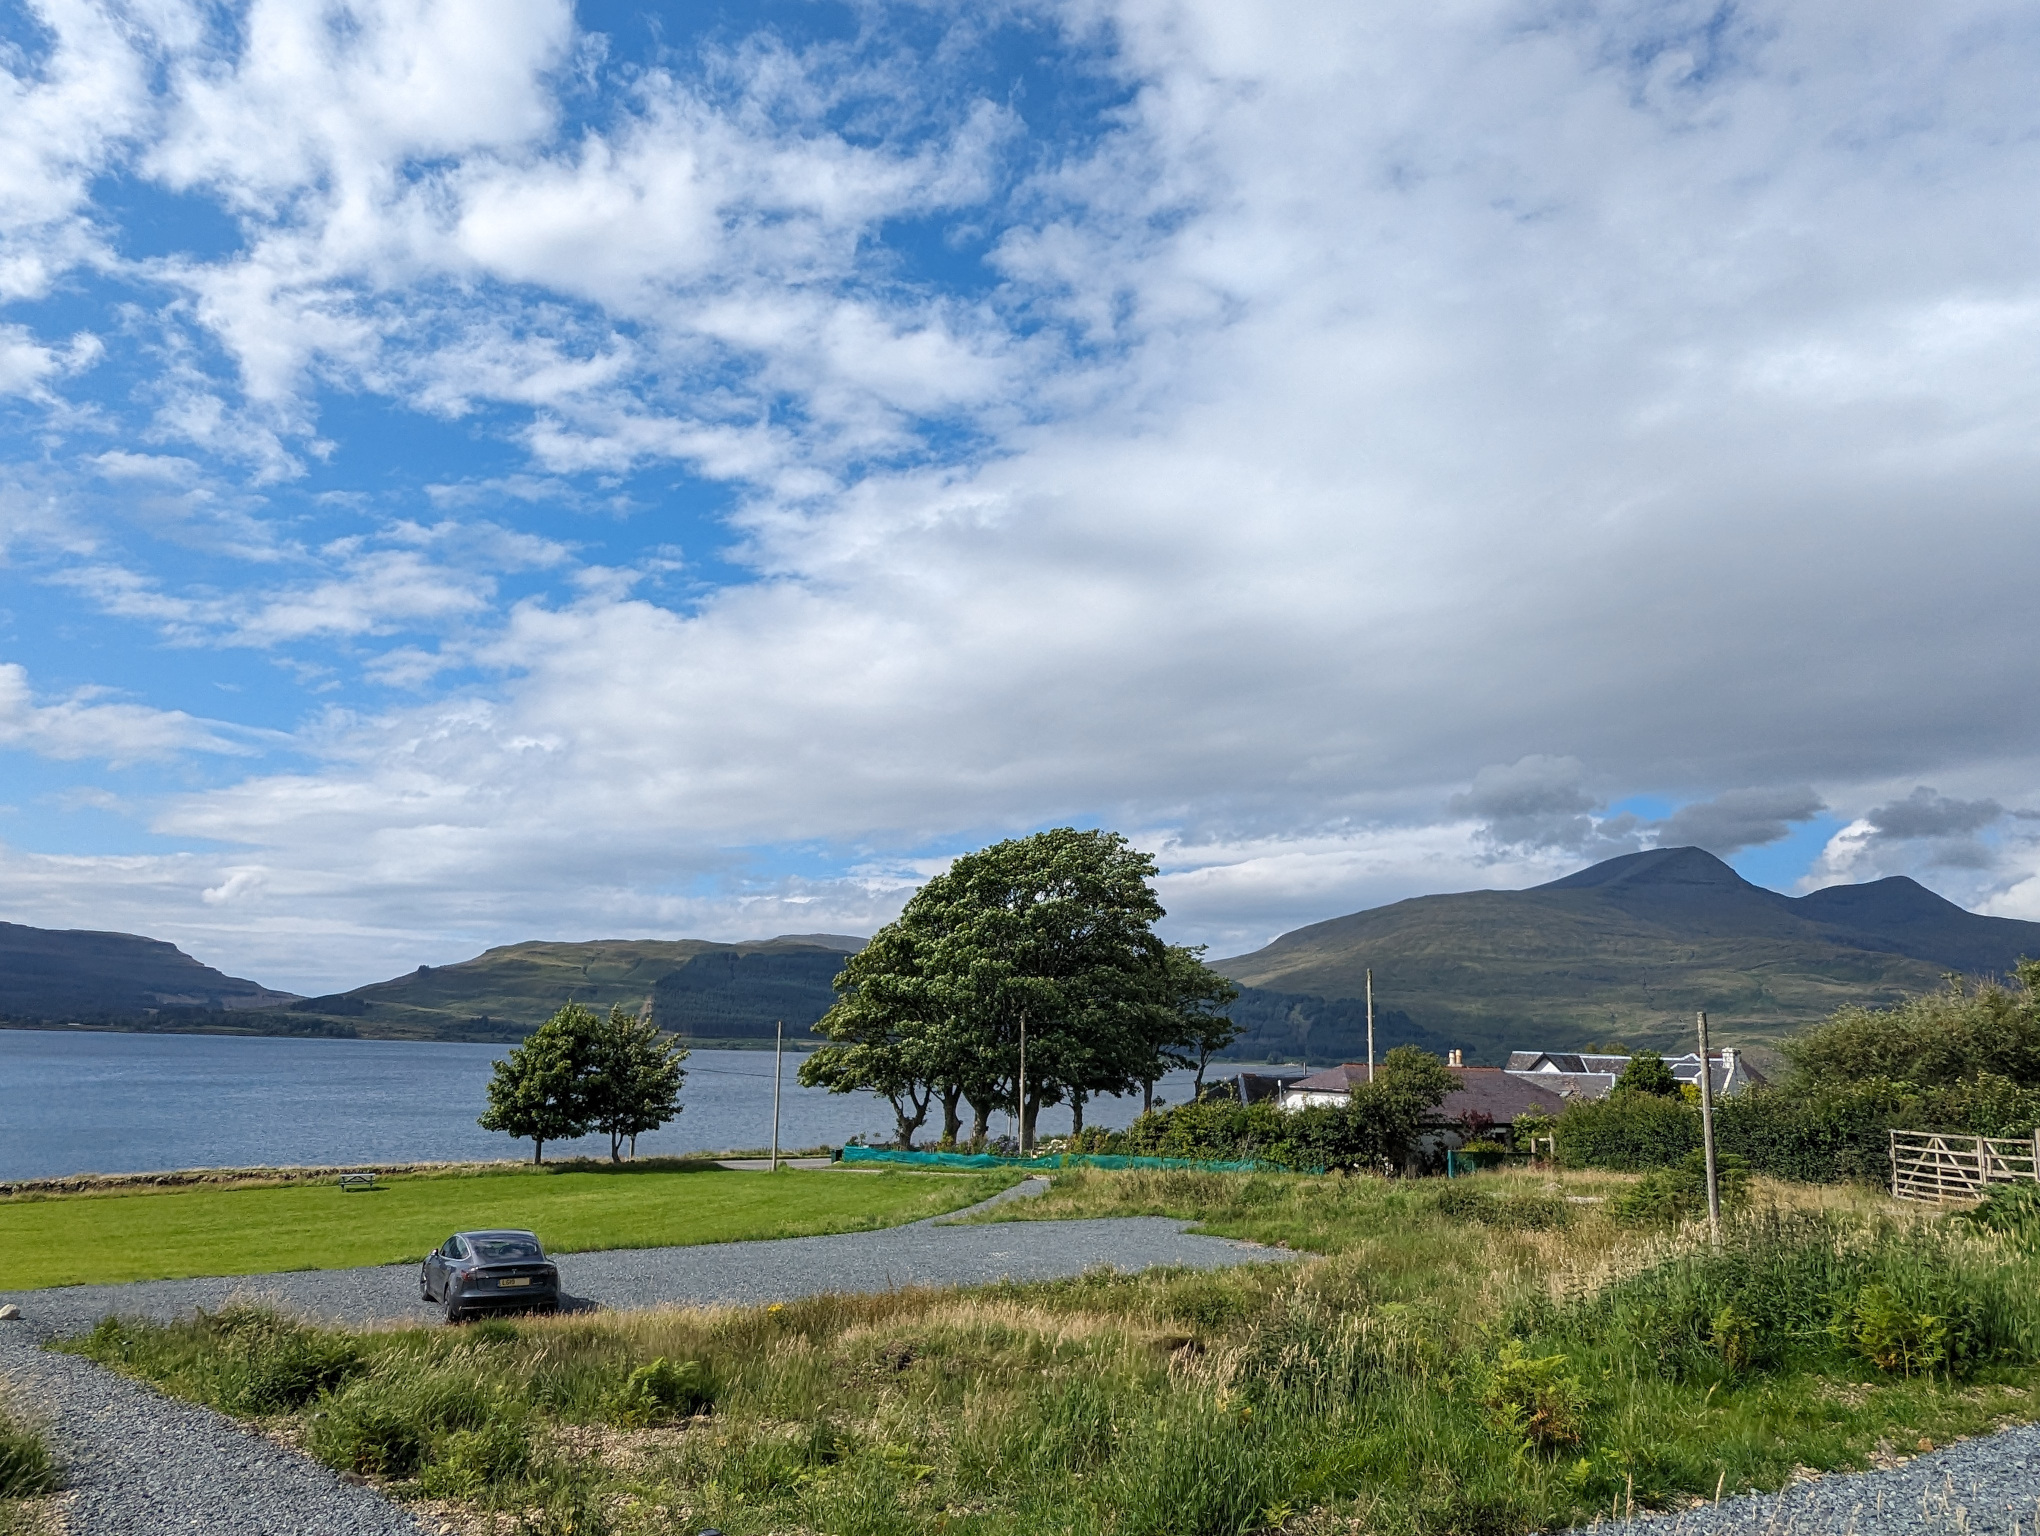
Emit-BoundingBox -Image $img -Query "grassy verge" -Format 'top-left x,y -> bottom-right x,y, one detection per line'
0,1395 -> 60,1536
56,1167 -> 2040,1535
0,1163 -> 1019,1289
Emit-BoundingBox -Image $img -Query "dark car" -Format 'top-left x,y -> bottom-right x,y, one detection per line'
419,1229 -> 560,1322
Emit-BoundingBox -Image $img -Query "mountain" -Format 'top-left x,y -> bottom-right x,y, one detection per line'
1214,848 -> 2040,1065
253,935 -> 864,1043
0,922 -> 298,1020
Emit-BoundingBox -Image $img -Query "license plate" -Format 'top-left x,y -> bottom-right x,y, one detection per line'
499,1277 -> 532,1288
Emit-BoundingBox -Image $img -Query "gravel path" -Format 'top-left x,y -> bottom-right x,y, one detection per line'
0,1341 -> 427,1536
1579,1427 -> 2040,1535
0,1178 -> 1287,1533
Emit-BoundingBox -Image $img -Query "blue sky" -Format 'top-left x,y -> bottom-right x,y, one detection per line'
3,0 -> 2039,992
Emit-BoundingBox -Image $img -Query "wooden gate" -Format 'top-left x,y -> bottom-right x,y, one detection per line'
1889,1129 -> 2040,1203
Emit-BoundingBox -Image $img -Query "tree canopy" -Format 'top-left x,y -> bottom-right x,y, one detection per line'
1612,1050 -> 1680,1098
480,1001 -> 688,1162
585,1003 -> 690,1161
800,827 -> 1240,1149
1781,962 -> 2040,1089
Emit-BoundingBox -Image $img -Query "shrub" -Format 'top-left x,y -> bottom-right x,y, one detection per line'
419,1417 -> 532,1497
1430,1183 -> 1571,1231
1556,1093 -> 1698,1171
607,1357 -> 711,1427
1124,1046 -> 1456,1171
1482,1341 -> 1589,1451
1844,1284 -> 1957,1377
1611,1152 -> 1750,1227
308,1364 -> 497,1482
0,1404 -> 58,1500
310,1393 -> 429,1479
1783,967 -> 2040,1090
1713,1082 -> 1921,1184
199,1309 -> 364,1414
1959,1181 -> 2040,1249
1567,1209 -> 2034,1382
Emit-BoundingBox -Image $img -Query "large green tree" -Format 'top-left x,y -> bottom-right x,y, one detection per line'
801,925 -> 945,1148
805,828 -> 1238,1151
586,1003 -> 690,1161
479,1003 -> 599,1163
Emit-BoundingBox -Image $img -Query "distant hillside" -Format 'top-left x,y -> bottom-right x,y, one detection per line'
247,935 -> 864,1043
1214,847 -> 2040,1065
0,922 -> 297,1021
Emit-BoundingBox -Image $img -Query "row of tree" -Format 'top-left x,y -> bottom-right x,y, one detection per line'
798,828 -> 1241,1149
479,1002 -> 690,1162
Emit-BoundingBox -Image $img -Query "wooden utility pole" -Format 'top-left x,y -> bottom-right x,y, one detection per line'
1365,968 -> 1375,1083
1017,1012 -> 1029,1156
1697,1010 -> 1721,1245
769,1019 -> 784,1173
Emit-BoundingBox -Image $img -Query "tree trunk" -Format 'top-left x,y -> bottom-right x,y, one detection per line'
610,1129 -> 624,1163
1194,1051 -> 1209,1101
533,1137 -> 544,1165
1021,1090 -> 1043,1154
964,1092 -> 992,1148
893,1088 -> 932,1150
1070,1090 -> 1086,1139
1142,1079 -> 1154,1114
940,1083 -> 964,1146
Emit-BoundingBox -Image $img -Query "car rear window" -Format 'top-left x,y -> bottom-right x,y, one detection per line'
470,1237 -> 543,1261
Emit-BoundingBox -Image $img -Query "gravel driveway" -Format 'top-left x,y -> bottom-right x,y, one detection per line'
1576,1427 -> 2040,1535
0,1179 -> 1288,1533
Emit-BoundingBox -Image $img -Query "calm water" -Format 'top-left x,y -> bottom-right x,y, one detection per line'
0,1029 -> 1210,1180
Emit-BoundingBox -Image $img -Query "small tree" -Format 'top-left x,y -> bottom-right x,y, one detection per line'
1613,1050 -> 1680,1098
479,1003 -> 598,1163
1155,944 -> 1241,1101
1351,1043 -> 1459,1171
587,1003 -> 690,1161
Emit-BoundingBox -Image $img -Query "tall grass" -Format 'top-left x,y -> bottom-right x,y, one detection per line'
61,1168 -> 2040,1536
0,1394 -> 60,1536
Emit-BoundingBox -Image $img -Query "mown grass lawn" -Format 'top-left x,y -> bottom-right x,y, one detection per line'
0,1163 -> 1018,1289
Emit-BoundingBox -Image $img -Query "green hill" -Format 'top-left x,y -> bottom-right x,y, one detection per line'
1213,847 -> 2040,1065
250,935 -> 865,1043
0,922 -> 296,1021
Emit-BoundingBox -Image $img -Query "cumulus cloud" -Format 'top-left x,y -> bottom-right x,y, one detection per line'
1654,787 -> 1826,855
1444,757 -> 1643,856
0,663 -> 245,764
8,1 -> 2040,976
1866,787 -> 2007,840
1802,785 -> 2033,895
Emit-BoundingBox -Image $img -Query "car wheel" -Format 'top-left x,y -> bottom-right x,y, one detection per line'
419,1270 -> 432,1302
444,1292 -> 464,1325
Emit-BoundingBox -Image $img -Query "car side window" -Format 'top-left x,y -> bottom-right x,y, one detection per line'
442,1236 -> 460,1259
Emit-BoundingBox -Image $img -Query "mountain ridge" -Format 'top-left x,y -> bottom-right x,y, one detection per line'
1212,847 -> 2040,1062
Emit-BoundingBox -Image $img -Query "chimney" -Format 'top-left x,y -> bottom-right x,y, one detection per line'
1448,1048 -> 1463,1068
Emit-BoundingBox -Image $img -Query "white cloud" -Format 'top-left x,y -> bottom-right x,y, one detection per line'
10,0 -> 2040,975
0,662 -> 244,763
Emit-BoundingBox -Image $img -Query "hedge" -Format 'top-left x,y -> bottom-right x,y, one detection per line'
1556,1079 -> 2040,1184
1553,1093 -> 1700,1172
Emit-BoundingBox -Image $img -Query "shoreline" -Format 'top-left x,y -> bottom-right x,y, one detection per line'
0,1149 -> 849,1199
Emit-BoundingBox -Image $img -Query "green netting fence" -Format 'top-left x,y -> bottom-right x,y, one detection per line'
840,1145 -> 1271,1173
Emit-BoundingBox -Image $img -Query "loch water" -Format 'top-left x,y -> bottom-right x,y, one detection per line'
0,1028 -> 1210,1181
